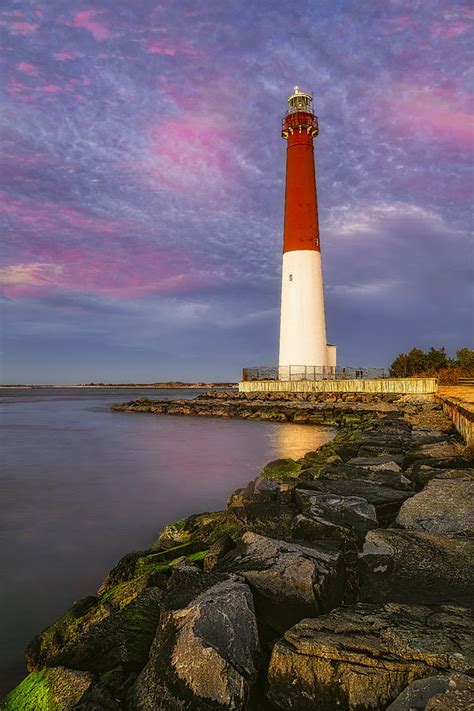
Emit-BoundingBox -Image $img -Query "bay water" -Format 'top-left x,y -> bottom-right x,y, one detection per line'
0,388 -> 334,694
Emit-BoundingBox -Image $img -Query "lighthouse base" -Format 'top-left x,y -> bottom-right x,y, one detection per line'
279,250 -> 332,368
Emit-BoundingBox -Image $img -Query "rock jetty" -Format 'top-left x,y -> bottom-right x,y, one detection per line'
2,393 -> 473,710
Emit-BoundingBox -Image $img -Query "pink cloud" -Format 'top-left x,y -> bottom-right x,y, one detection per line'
0,192 -> 125,236
69,77 -> 91,86
16,62 -> 38,76
5,20 -> 40,36
432,21 -> 470,38
7,78 -> 26,94
40,84 -> 63,94
0,245 -> 209,300
72,10 -> 111,41
382,15 -> 415,34
54,50 -> 83,61
125,113 -> 240,203
6,78 -> 31,99
0,263 -> 64,299
142,35 -> 198,57
144,41 -> 176,56
381,84 -> 473,147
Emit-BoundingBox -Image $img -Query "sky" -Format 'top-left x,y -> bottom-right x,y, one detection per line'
1,0 -> 473,383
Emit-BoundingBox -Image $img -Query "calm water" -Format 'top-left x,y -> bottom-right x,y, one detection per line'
0,388 -> 334,694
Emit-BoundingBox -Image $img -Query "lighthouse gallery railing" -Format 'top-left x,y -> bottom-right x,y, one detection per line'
242,366 -> 386,382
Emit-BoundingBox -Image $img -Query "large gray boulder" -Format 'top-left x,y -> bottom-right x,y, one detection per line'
386,673 -> 474,710
266,603 -> 474,711
227,476 -> 298,539
403,440 -> 463,468
396,478 -> 474,536
411,457 -> 473,475
295,478 -> 412,525
359,529 -> 474,607
131,576 -> 260,710
316,462 -> 411,490
293,490 -> 377,541
346,455 -> 404,470
412,467 -> 474,490
218,531 -> 343,642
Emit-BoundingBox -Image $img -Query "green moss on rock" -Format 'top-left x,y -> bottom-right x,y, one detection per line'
156,518 -> 191,547
155,510 -> 239,550
261,458 -> 302,480
26,587 -> 163,675
1,668 -> 94,711
2,672 -> 57,711
187,549 -> 209,562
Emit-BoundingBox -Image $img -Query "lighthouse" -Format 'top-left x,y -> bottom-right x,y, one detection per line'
278,86 -> 336,378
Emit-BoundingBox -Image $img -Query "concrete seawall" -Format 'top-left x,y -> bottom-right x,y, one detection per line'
439,397 -> 474,445
239,378 -> 438,395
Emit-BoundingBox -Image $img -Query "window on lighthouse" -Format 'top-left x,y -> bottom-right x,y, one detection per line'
289,274 -> 293,281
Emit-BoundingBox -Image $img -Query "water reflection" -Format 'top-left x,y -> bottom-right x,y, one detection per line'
274,422 -> 335,460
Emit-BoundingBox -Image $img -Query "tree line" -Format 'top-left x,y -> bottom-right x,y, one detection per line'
389,347 -> 474,381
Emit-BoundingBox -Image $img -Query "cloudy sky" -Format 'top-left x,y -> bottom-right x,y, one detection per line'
1,0 -> 472,383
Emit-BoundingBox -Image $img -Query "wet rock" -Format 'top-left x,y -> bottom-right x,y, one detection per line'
227,476 -> 298,539
26,587 -> 163,675
260,458 -> 302,480
131,576 -> 260,710
98,552 -> 144,595
386,673 -> 474,711
291,512 -> 356,546
203,535 -> 236,572
299,440 -> 359,470
0,666 -> 118,711
356,435 -> 405,448
293,490 -> 377,538
359,529 -> 474,606
156,511 -> 239,550
357,444 -> 404,457
295,478 -> 412,525
411,457 -> 473,475
346,455 -> 404,469
396,478 -> 474,536
266,602 -> 474,711
410,428 -> 451,445
218,531 -> 343,642
412,467 -> 474,490
403,441 -> 463,468
317,462 -> 412,490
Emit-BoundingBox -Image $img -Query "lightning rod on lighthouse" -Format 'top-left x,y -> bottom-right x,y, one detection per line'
279,86 -> 336,378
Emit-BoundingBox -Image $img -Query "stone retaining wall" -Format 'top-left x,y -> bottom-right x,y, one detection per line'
439,397 -> 474,445
239,377 -> 438,394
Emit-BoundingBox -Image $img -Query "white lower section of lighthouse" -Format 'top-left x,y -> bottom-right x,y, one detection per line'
278,249 -> 336,372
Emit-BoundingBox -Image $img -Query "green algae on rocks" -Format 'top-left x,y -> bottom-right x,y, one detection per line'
1,667 -> 94,711
261,458 -> 302,480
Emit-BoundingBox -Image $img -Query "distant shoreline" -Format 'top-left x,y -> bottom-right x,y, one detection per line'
0,383 -> 237,389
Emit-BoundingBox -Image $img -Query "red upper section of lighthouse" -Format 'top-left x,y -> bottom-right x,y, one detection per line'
282,87 -> 320,254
